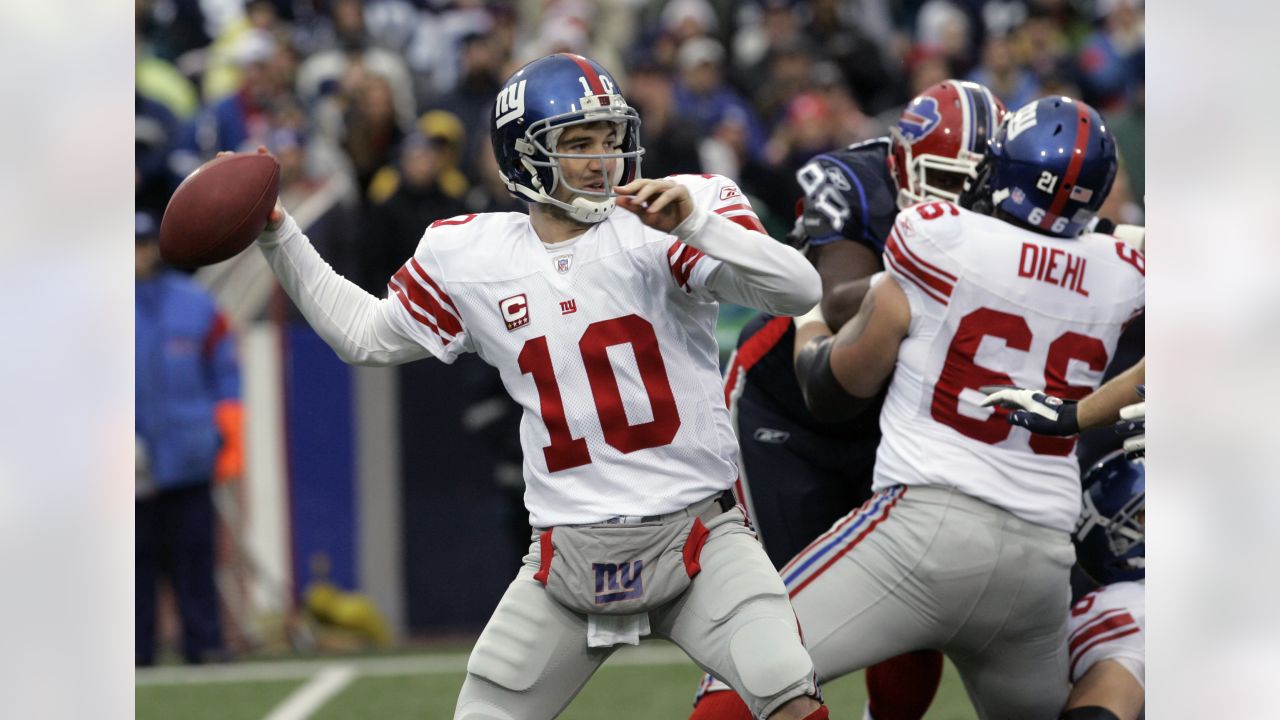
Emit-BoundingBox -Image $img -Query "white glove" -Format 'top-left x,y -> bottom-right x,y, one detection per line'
1117,387 -> 1146,458
980,386 -> 1079,435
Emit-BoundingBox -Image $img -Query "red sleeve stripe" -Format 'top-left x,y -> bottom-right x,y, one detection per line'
1068,608 -> 1133,646
667,241 -> 705,290
715,204 -> 767,234
884,237 -> 949,305
390,265 -> 461,338
1069,626 -> 1141,679
409,258 -> 462,317
886,229 -> 955,295
726,214 -> 767,234
1069,610 -> 1137,654
891,226 -> 957,281
885,251 -> 947,305
388,278 -> 449,341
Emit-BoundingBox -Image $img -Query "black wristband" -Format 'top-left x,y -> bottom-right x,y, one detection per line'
1057,400 -> 1080,435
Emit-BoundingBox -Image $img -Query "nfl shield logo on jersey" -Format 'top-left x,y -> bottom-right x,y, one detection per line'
555,254 -> 572,274
499,294 -> 529,331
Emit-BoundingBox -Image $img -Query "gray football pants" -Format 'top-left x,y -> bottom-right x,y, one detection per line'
454,504 -> 817,720
782,484 -> 1075,720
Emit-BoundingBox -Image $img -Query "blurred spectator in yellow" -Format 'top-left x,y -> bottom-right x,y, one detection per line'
625,57 -> 705,179
135,32 -> 199,121
136,211 -> 243,666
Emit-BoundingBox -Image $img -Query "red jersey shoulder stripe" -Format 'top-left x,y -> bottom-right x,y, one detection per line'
1069,625 -> 1141,678
885,230 -> 951,305
409,258 -> 462,318
390,262 -> 463,338
892,226 -> 957,282
714,203 -> 767,234
667,240 -> 706,291
1069,609 -> 1136,651
388,277 -> 449,341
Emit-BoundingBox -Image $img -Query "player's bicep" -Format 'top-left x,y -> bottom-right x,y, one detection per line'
828,274 -> 910,397
811,241 -> 883,331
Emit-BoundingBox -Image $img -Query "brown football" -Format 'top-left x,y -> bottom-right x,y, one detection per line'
159,153 -> 280,267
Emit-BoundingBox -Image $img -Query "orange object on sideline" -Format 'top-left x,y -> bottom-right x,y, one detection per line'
214,399 -> 244,483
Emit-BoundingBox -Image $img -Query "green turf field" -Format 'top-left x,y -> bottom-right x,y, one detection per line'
137,642 -> 977,719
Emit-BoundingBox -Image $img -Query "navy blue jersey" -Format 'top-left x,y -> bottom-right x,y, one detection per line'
796,138 -> 898,256
728,139 -> 897,437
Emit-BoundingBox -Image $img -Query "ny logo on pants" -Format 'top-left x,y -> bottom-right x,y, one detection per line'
593,561 -> 644,604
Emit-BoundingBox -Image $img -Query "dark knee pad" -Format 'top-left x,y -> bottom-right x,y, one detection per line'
1060,706 -> 1121,720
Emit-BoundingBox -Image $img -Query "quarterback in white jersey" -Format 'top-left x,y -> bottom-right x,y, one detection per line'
250,54 -> 830,720
787,97 -> 1144,718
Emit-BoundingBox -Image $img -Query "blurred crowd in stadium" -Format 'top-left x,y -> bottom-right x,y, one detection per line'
136,0 -> 1145,293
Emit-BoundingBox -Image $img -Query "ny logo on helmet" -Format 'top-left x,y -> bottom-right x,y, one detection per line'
1005,103 -> 1038,142
495,79 -> 527,129
897,97 -> 941,142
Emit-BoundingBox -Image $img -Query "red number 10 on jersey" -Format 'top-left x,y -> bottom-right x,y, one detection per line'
518,314 -> 682,472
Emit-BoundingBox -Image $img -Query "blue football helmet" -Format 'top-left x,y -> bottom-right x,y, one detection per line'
1075,450 -> 1145,585
490,53 -> 644,224
961,96 -> 1117,237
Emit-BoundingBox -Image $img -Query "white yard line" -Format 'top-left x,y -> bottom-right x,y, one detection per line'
261,665 -> 356,720
135,642 -> 691,686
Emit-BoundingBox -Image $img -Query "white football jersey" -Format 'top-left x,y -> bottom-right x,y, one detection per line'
382,175 -> 766,527
874,201 -> 1146,532
1068,581 -> 1145,686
